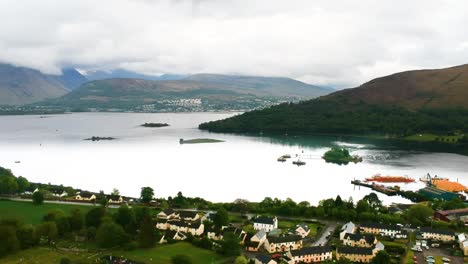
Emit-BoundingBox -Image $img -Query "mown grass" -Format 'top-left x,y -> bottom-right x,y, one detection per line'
1,243 -> 226,264
0,199 -> 112,225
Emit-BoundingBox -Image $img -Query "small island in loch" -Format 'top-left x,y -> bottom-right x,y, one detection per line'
84,136 -> 116,141
141,122 -> 170,128
322,147 -> 362,165
179,138 -> 224,144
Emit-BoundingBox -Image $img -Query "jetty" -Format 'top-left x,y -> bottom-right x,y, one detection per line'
351,180 -> 397,196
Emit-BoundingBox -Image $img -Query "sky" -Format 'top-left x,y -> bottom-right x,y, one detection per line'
1,0 -> 468,88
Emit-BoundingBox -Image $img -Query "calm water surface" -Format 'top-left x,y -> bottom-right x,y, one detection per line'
1,112 -> 467,205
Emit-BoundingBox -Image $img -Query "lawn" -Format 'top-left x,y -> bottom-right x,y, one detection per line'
0,199 -> 108,225
404,250 -> 414,264
112,242 -> 226,264
1,243 -> 227,264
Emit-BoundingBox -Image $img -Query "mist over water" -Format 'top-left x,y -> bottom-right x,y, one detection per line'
1,112 -> 467,205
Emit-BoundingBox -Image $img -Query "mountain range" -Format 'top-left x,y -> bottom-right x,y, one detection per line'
0,64 -> 332,107
199,64 -> 468,136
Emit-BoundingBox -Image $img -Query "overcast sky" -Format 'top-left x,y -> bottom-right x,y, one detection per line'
1,0 -> 467,88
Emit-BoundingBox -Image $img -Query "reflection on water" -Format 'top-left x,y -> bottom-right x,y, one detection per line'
0,112 -> 467,205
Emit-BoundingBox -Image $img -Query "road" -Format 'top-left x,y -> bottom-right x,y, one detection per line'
312,221 -> 339,246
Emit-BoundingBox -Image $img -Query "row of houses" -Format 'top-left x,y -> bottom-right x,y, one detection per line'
27,188 -> 128,204
253,246 -> 333,264
338,221 -> 386,263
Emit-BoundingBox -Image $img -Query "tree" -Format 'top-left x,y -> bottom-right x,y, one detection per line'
138,215 -> 156,248
32,191 -> 44,205
171,254 -> 192,264
407,204 -> 434,226
363,193 -> 382,209
69,208 -> 84,231
16,176 -> 30,193
140,187 -> 154,203
0,225 -> 19,257
234,256 -> 248,264
219,232 -> 241,256
371,250 -> 391,264
36,221 -> 58,244
96,222 -> 128,248
85,207 -> 106,228
114,205 -> 135,229
16,224 -> 38,249
133,206 -> 150,228
111,188 -> 120,195
213,207 -> 229,229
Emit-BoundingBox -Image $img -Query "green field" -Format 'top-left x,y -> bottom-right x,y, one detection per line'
1,243 -> 226,264
0,199 -> 107,224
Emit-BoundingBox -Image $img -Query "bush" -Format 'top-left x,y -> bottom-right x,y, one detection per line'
96,222 -> 128,248
32,191 -> 44,205
60,257 -> 72,264
171,254 -> 192,264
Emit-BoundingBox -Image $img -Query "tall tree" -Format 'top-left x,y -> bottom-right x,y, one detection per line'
138,215 -> 156,248
140,187 -> 154,203
213,207 -> 229,229
219,232 -> 241,256
36,221 -> 58,244
85,207 -> 106,228
111,188 -> 120,195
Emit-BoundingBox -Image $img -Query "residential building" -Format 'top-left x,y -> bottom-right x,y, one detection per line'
155,219 -> 204,236
457,233 -> 468,256
286,246 -> 333,263
253,216 -> 278,232
265,235 -> 302,253
342,233 -> 377,248
245,230 -> 267,252
157,209 -> 176,219
178,211 -> 201,221
336,244 -> 383,263
434,208 -> 468,225
340,222 -> 356,240
74,192 -> 96,201
293,223 -> 310,238
49,188 -> 68,198
159,230 -> 187,244
107,195 -> 123,204
359,222 -> 407,238
418,227 -> 456,242
254,255 -> 278,264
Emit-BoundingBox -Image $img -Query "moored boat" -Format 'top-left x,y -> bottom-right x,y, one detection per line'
292,159 -> 306,166
365,174 -> 415,183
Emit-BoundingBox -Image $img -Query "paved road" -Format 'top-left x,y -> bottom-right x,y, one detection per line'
313,221 -> 339,246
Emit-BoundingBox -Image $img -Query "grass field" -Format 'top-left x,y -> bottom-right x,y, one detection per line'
1,243 -> 226,264
0,199 -> 109,225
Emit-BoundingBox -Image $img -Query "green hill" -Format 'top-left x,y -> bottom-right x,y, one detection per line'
199,64 -> 468,137
39,74 -> 332,110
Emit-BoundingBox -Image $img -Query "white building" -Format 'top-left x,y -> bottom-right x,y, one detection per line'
253,216 -> 278,232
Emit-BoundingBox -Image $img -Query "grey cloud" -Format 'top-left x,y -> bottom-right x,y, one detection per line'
1,0 -> 467,88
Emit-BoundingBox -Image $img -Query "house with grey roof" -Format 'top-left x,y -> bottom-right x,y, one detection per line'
253,216 -> 278,232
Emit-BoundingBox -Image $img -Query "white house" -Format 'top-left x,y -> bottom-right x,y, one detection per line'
253,216 -> 278,232
458,233 -> 468,256
340,222 -> 356,240
359,222 -> 407,238
74,192 -> 96,201
293,223 -> 310,238
286,246 -> 333,263
107,195 -> 123,204
418,227 -> 456,242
